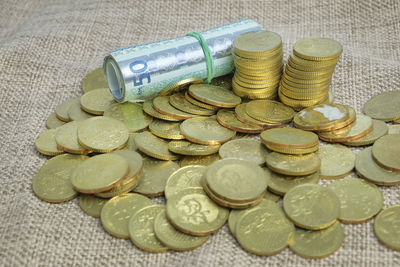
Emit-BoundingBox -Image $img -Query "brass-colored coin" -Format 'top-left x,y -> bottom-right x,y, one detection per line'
293,103 -> 350,130
233,50 -> 283,66
283,72 -> 332,85
168,140 -> 219,156
33,154 -> 87,203
79,195 -> 108,218
317,144 -> 355,179
180,117 -> 236,145
235,200 -> 295,256
216,109 -> 263,134
133,157 -> 179,197
149,119 -> 184,140
388,124 -> 400,134
205,158 -> 268,203
100,193 -> 152,238
169,93 -> 215,116
328,177 -> 383,223
234,30 -> 282,56
210,73 -> 233,89
184,91 -> 219,111
364,91 -> 400,121
289,221 -> 344,259
280,87 -> 329,101
232,84 -> 278,100
218,139 -> 268,165
245,100 -> 294,123
128,205 -> 168,253
188,84 -> 242,108
46,112 -> 66,129
71,153 -> 129,193
67,98 -> 94,121
283,184 -> 340,230
158,77 -> 203,96
374,205 -> 400,251
265,168 -> 320,195
343,119 -> 388,146
123,133 -> 138,151
236,68 -> 283,80
77,116 -> 129,153
55,121 -> 91,154
80,88 -> 115,115
154,210 -> 209,251
233,74 -> 280,89
164,165 -> 207,199
316,106 -> 357,132
355,147 -> 400,185
266,152 -> 321,176
234,103 -> 285,129
166,187 -> 229,236
285,65 -> 334,78
35,129 -> 64,156
394,117 -> 400,124
289,54 -> 339,67
264,143 -> 319,155
260,128 -> 318,149
82,67 -> 108,93
55,97 -> 79,122
134,131 -> 180,160
264,190 -> 281,202
287,59 -> 337,72
278,90 -> 328,109
282,76 -> 331,89
319,114 -> 374,142
372,134 -> 400,172
180,154 -> 220,167
293,38 -> 342,61
153,96 -> 198,120
142,100 -> 181,121
104,102 -> 152,132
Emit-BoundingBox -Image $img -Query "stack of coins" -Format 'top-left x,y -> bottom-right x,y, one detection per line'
280,38 -> 342,110
232,30 -> 283,99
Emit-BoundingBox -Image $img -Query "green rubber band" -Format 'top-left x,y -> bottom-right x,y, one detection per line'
187,32 -> 215,83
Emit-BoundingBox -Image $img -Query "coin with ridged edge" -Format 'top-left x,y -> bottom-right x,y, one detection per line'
217,109 -> 263,133
219,139 -> 268,165
153,96 -> 198,120
245,100 -> 294,124
233,30 -> 282,56
56,97 -> 79,122
235,103 -> 285,129
46,112 -> 66,129
169,93 -> 215,116
35,129 -> 64,156
343,119 -> 388,146
168,140 -> 219,156
80,88 -> 115,115
68,98 -> 94,121
318,144 -> 355,179
293,38 -> 342,61
364,91 -> 400,122
158,77 -> 203,96
55,121 -> 92,154
134,131 -> 180,160
149,119 -> 184,140
260,128 -> 318,149
188,84 -> 241,108
264,143 -> 319,155
388,124 -> 400,134
143,100 -> 181,121
184,91 -> 219,111
374,205 -> 400,251
372,134 -> 400,172
180,154 -> 220,167
266,152 -> 321,176
82,67 -> 108,93
164,165 -> 207,199
79,195 -> 108,218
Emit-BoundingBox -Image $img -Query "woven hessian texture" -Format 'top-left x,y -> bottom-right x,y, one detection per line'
1,0 -> 399,266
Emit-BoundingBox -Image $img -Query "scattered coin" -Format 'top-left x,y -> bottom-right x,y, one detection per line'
79,195 -> 108,218
35,129 -> 64,156
158,77 -> 203,96
153,96 -> 198,120
104,102 -> 152,132
318,144 -> 355,179
216,109 -> 263,133
134,131 -> 180,160
374,205 -> 400,251
218,139 -> 268,165
388,124 -> 400,134
372,134 -> 400,172
245,100 -> 294,124
363,91 -> 400,121
55,97 -> 79,122
142,100 -> 181,121
123,133 -> 138,151
168,140 -> 219,156
55,121 -> 91,154
188,84 -> 242,108
184,91 -> 219,111
82,67 -> 108,93
46,112 -> 66,129
235,103 -> 285,128
80,88 -> 115,115
164,165 -> 207,199
149,119 -> 184,140
343,119 -> 388,146
169,93 -> 215,115
180,154 -> 220,167
266,152 -> 321,176
67,98 -> 94,121
260,128 -> 318,149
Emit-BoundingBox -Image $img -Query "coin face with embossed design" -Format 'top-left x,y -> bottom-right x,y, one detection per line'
318,144 -> 355,179
168,140 -> 220,156
266,152 -> 321,176
189,84 -> 241,108
219,139 -> 268,165
364,91 -> 400,121
180,154 -> 220,167
79,195 -> 108,218
82,67 -> 108,93
245,100 -> 295,124
149,119 -> 184,140
134,131 -> 180,160
372,134 -> 400,172
216,109 -> 263,133
164,165 -> 207,199
374,205 -> 400,251
35,129 -> 64,156
80,88 -> 115,115
169,93 -> 216,116
55,121 -> 92,154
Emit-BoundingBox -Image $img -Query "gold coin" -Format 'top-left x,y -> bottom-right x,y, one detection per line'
104,102 -> 152,132
158,77 -> 203,96
264,190 -> 281,202
234,30 -> 282,55
35,129 -> 64,156
33,154 -> 87,203
232,86 -> 277,100
210,73 -> 233,89
180,154 -> 220,167
123,133 -> 138,151
79,195 -> 108,218
46,112 -> 66,129
80,88 -> 115,115
236,68 -> 283,80
205,158 -> 268,202
388,124 -> 400,134
55,121 -> 91,154
234,72 -> 280,85
372,134 -> 400,172
134,131 -> 180,160
283,184 -> 340,230
142,100 -> 181,121
216,109 -> 263,133
245,100 -> 294,123
289,221 -> 344,258
154,210 -> 209,251
343,119 -> 388,146
82,67 -> 108,93
184,91 -> 219,110
374,205 -> 400,251
328,177 -> 383,223
282,76 -> 331,89
293,38 -> 342,61
287,59 -> 337,72
218,139 -> 268,165
394,117 -> 400,124
283,72 -> 332,85
188,84 -> 242,108
153,96 -> 198,120
234,103 -> 284,128
133,157 -> 179,197
169,93 -> 215,116
128,205 -> 168,253
67,98 -> 94,121
233,75 -> 280,89
166,187 -> 229,236
285,65 -> 334,78
266,152 -> 321,176
289,54 -> 339,67
100,193 -> 152,238
235,200 -> 294,256
280,87 -> 329,101
180,117 -> 236,145
355,147 -> 400,185
77,116 -> 129,153
168,140 -> 219,156
264,143 -> 319,155
55,97 -> 79,122
317,144 -> 355,179
316,106 -> 357,132
260,128 -> 318,149
364,91 -> 400,121
164,165 -> 206,199
149,119 -> 184,140
71,153 -> 129,193
265,168 -> 320,195
278,89 -> 328,108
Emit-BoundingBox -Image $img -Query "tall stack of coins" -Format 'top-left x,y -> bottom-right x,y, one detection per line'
280,38 -> 342,110
232,30 -> 283,99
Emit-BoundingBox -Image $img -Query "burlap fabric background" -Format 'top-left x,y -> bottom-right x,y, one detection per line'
1,0 -> 399,265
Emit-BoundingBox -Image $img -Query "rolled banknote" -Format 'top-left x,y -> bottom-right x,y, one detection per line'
104,18 -> 261,102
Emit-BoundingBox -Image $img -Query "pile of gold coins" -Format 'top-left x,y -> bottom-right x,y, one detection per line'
280,38 -> 342,110
32,32 -> 400,257
232,30 -> 283,99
